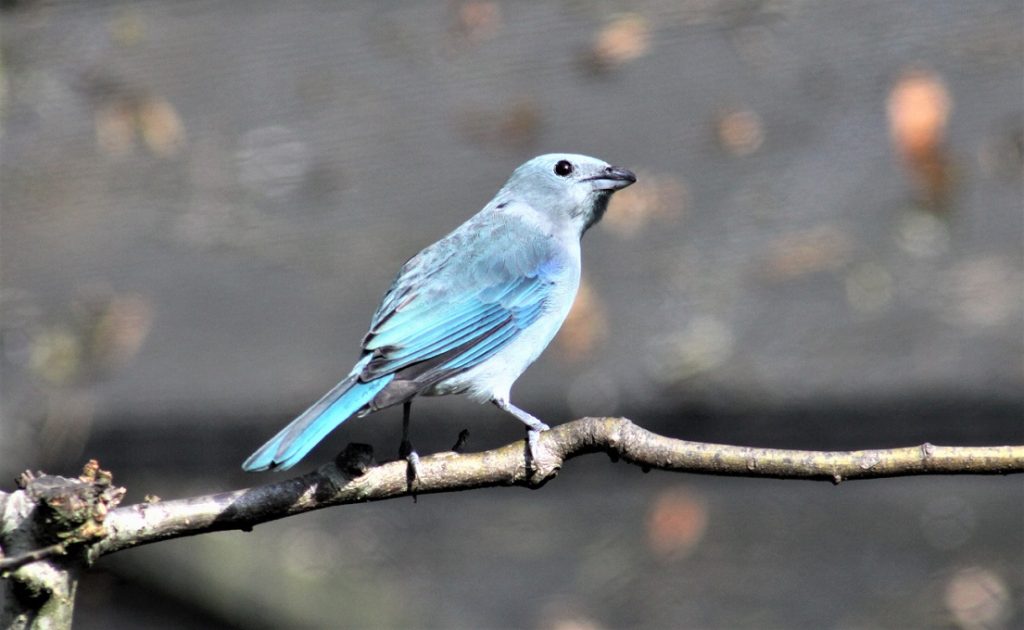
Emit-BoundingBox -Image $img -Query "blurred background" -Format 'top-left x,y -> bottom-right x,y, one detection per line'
1,1 -> 1022,628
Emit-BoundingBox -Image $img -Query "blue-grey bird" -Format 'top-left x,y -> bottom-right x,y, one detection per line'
243,153 -> 636,472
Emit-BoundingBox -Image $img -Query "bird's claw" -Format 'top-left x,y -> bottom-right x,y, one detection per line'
451,429 -> 470,452
405,449 -> 421,480
399,438 -> 420,496
526,427 -> 547,470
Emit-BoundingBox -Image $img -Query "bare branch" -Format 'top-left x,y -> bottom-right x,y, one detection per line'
0,543 -> 67,572
88,416 -> 1024,561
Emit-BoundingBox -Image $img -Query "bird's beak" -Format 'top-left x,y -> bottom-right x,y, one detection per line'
584,166 -> 637,191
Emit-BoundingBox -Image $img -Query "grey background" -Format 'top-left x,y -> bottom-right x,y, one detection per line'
1,1 -> 1021,628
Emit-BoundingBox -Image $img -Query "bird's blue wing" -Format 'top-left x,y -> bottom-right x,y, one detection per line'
360,214 -> 562,384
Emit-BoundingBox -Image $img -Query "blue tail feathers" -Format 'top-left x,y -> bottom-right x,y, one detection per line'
242,357 -> 392,471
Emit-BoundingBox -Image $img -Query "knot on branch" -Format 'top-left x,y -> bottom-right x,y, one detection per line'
526,416 -> 638,484
528,445 -> 561,486
18,460 -> 126,548
2,460 -> 125,576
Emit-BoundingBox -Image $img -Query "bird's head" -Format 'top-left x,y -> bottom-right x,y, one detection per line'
500,153 -> 636,235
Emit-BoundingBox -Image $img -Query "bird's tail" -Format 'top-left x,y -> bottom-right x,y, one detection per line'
242,356 -> 392,471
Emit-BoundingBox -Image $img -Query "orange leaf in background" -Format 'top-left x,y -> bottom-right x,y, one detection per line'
758,225 -> 854,282
95,95 -> 185,158
887,67 -> 954,209
602,171 -> 687,238
455,98 -> 543,148
646,488 -> 708,558
888,67 -> 951,162
944,567 -> 1011,630
556,280 -> 608,361
588,14 -> 651,71
716,107 -> 764,156
91,294 -> 155,370
138,97 -> 186,157
452,1 -> 501,44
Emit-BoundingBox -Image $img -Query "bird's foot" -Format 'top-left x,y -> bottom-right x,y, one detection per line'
399,439 -> 420,496
405,450 -> 421,481
490,397 -> 552,475
526,425 -> 549,469
451,429 -> 470,453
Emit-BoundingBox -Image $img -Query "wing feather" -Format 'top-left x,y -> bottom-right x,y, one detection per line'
357,210 -> 562,389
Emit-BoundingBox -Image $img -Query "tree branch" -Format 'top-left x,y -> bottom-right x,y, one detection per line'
86,416 -> 1023,560
0,543 -> 67,573
3,416 -> 1022,629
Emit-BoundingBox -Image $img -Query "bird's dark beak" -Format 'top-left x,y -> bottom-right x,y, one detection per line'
584,165 -> 637,191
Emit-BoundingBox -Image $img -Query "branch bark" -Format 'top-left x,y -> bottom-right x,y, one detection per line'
91,416 -> 1024,557
2,416 -> 1023,629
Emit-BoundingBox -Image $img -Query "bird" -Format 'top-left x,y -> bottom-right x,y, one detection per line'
242,153 -> 636,473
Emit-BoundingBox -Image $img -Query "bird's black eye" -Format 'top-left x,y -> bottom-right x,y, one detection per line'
554,160 -> 574,177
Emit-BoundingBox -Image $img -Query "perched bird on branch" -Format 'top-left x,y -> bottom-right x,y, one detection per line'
243,154 -> 636,473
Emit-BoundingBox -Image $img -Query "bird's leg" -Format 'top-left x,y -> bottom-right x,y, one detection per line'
492,397 -> 549,467
399,401 -> 420,484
